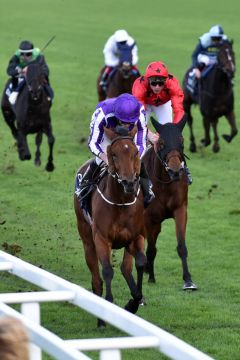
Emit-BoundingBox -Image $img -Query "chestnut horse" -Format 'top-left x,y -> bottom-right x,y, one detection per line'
183,41 -> 237,153
97,43 -> 140,101
74,126 -> 146,327
143,117 -> 197,290
1,63 -> 55,171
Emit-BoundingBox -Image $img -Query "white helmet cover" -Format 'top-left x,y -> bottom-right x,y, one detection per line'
114,29 -> 128,42
209,25 -> 224,38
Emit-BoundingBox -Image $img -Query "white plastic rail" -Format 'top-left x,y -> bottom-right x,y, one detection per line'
0,251 -> 214,360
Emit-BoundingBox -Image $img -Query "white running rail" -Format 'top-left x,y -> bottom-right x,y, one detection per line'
0,251 -> 214,360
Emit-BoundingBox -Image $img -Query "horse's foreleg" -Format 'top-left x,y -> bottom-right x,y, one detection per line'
145,221 -> 161,283
222,111 -> 238,143
121,237 -> 146,313
186,110 -> 197,153
17,131 -> 31,161
174,206 -> 197,290
211,120 -> 220,153
44,124 -> 55,172
35,132 -> 43,166
94,234 -> 114,304
201,116 -> 211,147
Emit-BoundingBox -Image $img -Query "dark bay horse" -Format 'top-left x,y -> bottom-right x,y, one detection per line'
1,63 -> 55,171
97,43 -> 140,101
183,42 -> 237,153
74,126 -> 146,327
143,117 -> 197,290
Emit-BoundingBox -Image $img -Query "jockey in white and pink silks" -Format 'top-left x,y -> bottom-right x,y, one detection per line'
78,93 -> 155,210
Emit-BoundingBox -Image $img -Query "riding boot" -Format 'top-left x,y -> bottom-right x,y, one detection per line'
184,163 -> 193,185
140,162 -> 155,208
79,160 -> 99,210
9,79 -> 25,105
99,67 -> 111,91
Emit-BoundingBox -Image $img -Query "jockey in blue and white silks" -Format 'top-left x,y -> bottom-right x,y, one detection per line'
187,25 -> 232,95
88,95 -> 147,165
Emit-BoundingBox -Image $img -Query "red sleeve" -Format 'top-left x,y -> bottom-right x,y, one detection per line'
132,78 -> 147,107
168,77 -> 185,124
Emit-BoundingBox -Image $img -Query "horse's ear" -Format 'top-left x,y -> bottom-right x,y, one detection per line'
176,115 -> 187,132
150,116 -> 162,134
129,125 -> 137,139
104,126 -> 115,140
106,145 -> 115,172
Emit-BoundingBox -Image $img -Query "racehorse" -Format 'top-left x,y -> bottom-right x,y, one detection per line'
143,117 -> 197,290
74,126 -> 146,327
183,41 -> 237,153
97,43 -> 140,101
1,63 -> 55,171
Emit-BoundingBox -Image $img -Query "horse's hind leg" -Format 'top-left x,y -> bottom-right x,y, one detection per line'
201,116 -> 211,147
174,207 -> 197,290
1,104 -> 18,140
222,110 -> 238,143
145,222 -> 161,283
35,132 -> 43,166
44,124 -> 55,172
211,120 -> 220,153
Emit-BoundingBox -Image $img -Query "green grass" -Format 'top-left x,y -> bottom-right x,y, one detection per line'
0,0 -> 240,359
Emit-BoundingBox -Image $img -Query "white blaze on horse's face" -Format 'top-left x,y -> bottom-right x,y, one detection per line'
124,144 -> 129,149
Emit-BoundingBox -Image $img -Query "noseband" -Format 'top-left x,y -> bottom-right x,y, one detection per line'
156,148 -> 185,184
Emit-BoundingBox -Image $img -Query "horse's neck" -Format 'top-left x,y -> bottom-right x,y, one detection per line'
202,68 -> 230,96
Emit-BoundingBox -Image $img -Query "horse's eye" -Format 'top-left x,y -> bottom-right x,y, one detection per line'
112,154 -> 117,161
159,139 -> 164,150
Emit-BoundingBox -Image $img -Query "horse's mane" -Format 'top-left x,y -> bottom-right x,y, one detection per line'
114,125 -> 131,136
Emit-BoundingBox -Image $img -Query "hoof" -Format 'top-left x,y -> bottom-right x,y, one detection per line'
34,159 -> 41,167
201,138 -> 210,147
222,134 -> 232,143
183,281 -> 198,291
139,297 -> 147,306
148,277 -> 156,284
212,144 -> 220,153
97,319 -> 106,328
45,163 -> 55,172
189,143 -> 197,153
124,299 -> 139,314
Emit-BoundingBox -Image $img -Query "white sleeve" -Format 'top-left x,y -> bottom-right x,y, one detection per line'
88,108 -> 106,156
103,36 -> 120,67
131,44 -> 138,65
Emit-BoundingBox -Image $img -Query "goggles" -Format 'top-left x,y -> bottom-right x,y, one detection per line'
149,79 -> 166,87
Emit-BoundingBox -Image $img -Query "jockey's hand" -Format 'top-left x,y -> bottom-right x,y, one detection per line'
21,67 -> 28,75
194,68 -> 201,79
148,130 -> 159,144
99,152 -> 108,165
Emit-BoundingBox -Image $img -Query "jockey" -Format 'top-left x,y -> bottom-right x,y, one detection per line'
99,29 -> 139,90
79,93 -> 155,209
132,61 -> 192,184
187,25 -> 232,94
7,40 -> 54,105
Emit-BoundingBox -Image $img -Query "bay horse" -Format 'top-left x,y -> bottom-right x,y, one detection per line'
1,63 -> 55,171
74,126 -> 146,327
143,117 -> 197,290
97,43 -> 140,101
183,41 -> 237,153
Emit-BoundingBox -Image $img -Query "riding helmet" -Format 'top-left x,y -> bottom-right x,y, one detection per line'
145,61 -> 169,78
114,93 -> 141,123
209,25 -> 224,38
114,29 -> 128,43
19,40 -> 34,53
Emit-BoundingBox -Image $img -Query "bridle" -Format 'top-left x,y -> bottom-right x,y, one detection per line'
155,146 -> 186,184
97,135 -> 140,206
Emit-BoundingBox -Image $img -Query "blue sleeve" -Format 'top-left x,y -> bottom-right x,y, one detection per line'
191,42 -> 204,67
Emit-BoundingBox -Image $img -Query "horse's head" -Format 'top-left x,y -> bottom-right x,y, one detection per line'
104,126 -> 140,194
217,42 -> 236,79
25,63 -> 45,101
151,117 -> 186,181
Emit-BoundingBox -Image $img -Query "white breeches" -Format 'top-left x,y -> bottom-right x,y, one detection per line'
145,100 -> 173,124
